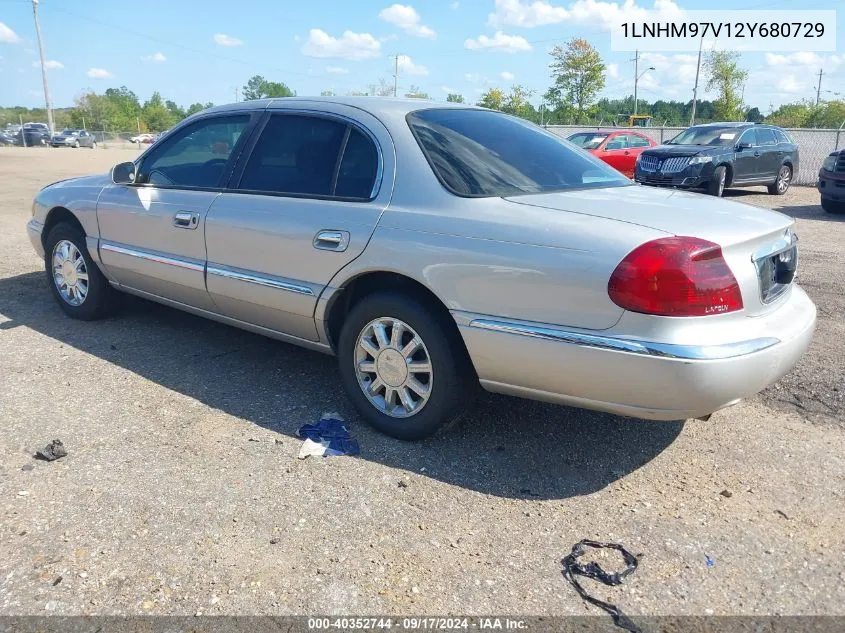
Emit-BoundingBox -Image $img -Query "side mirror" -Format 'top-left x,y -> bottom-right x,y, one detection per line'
111,161 -> 136,185
736,142 -> 752,151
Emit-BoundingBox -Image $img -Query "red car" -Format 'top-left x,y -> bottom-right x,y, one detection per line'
567,130 -> 657,178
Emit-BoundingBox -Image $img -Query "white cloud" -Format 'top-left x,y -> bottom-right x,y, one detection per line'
301,29 -> 381,60
398,55 -> 428,76
465,72 -> 481,82
378,4 -> 436,39
293,35 -> 301,42
441,85 -> 456,93
141,52 -> 167,62
32,60 -> 64,70
325,66 -> 349,74
606,62 -> 619,79
638,52 -> 698,89
450,1 -> 460,7
777,75 -> 803,94
765,52 -> 838,70
488,0 -> 682,30
87,68 -> 112,79
0,22 -> 20,44
500,70 -> 515,80
213,33 -> 243,47
464,31 -> 532,53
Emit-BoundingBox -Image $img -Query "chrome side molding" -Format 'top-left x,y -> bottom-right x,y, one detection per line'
207,264 -> 315,296
100,241 -> 205,272
468,318 -> 780,361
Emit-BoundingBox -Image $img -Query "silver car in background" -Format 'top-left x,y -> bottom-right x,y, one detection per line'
26,97 -> 816,440
50,129 -> 97,149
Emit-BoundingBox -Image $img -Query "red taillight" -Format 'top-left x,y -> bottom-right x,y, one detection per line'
608,237 -> 743,317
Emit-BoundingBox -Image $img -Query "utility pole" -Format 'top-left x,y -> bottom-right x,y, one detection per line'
632,50 -> 639,116
690,34 -> 704,126
816,68 -> 825,105
234,87 -> 239,102
392,54 -> 401,97
32,0 -> 54,135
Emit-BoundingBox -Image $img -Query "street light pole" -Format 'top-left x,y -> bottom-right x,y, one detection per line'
633,50 -> 639,116
32,0 -> 54,135
690,34 -> 704,126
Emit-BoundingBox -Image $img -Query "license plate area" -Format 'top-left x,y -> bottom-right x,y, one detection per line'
753,233 -> 798,304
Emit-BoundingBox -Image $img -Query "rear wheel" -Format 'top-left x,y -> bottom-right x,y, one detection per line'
91,141 -> 97,150
821,198 -> 845,214
337,291 -> 475,440
707,165 -> 726,197
72,140 -> 80,148
768,165 -> 792,195
44,222 -> 117,320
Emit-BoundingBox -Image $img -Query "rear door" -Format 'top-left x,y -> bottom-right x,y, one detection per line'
756,127 -> 782,180
204,105 -> 394,341
733,128 -> 759,181
97,113 -> 255,310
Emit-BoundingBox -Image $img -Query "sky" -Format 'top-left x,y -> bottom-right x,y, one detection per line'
0,0 -> 842,113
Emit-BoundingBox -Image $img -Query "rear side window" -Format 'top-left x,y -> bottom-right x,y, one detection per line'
605,136 -> 629,150
335,128 -> 379,199
774,129 -> 791,144
757,128 -> 777,146
239,115 -> 346,196
629,135 -> 651,148
407,109 -> 629,197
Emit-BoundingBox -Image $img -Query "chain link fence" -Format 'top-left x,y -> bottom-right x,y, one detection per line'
546,124 -> 845,186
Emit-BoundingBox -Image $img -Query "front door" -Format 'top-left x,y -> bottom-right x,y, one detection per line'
97,114 -> 253,311
733,128 -> 759,182
600,134 -> 631,175
755,127 -> 782,180
204,107 -> 393,342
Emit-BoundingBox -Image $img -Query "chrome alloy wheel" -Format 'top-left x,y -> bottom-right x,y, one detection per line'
777,166 -> 791,193
52,239 -> 89,306
354,317 -> 433,418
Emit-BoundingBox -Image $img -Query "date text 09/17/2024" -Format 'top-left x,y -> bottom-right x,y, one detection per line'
307,618 -> 528,630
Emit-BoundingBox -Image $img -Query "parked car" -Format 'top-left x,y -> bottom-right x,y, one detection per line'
16,123 -> 51,146
26,98 -> 816,440
635,122 -> 798,197
818,150 -> 845,214
129,133 -> 156,144
567,130 -> 656,177
0,129 -> 15,145
51,129 -> 97,149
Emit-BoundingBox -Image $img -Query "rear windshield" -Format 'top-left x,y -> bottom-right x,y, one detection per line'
407,109 -> 629,198
667,126 -> 746,146
567,132 -> 608,150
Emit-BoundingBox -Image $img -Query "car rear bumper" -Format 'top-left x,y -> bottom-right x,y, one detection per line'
456,285 -> 816,420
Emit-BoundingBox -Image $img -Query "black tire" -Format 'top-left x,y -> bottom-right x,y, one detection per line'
821,198 -> 845,214
707,165 -> 727,197
337,291 -> 475,440
44,222 -> 117,320
768,165 -> 792,195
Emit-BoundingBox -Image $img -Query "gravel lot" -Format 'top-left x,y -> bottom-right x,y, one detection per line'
1,147 -> 843,618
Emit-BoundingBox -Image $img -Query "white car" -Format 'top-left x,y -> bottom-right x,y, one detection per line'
129,133 -> 155,144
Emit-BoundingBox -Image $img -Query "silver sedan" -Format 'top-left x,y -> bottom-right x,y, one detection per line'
26,97 -> 816,440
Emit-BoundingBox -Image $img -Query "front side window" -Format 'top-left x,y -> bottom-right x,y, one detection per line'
408,109 -> 629,197
737,128 -> 758,147
139,115 -> 249,188
629,134 -> 651,148
238,114 -> 378,199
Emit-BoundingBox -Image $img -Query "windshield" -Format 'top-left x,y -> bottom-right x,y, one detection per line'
407,109 -> 629,197
667,127 -> 743,146
61,129 -> 76,135
567,133 -> 609,150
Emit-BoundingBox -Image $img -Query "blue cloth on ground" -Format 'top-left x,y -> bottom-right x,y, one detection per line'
297,417 -> 360,456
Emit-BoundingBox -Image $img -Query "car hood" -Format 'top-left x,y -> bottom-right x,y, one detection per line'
643,144 -> 727,158
44,173 -> 111,190
504,184 -> 792,247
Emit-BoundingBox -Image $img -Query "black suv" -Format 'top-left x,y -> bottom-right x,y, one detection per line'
634,122 -> 798,197
818,149 -> 845,214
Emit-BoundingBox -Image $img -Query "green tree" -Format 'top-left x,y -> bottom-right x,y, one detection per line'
745,106 -> 763,122
142,91 -> 174,131
477,88 -> 505,110
765,101 -> 814,128
545,38 -> 606,123
446,93 -> 465,103
185,103 -> 206,116
704,51 -> 748,121
102,86 -> 141,130
806,100 -> 845,128
502,85 -> 536,120
242,75 -> 295,100
165,99 -> 186,121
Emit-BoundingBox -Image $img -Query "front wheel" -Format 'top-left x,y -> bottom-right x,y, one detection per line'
44,223 -> 117,320
90,141 -> 97,150
768,165 -> 792,195
707,166 -> 727,197
337,291 -> 475,440
72,140 -> 80,148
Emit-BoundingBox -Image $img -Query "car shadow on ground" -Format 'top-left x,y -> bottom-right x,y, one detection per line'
0,271 -> 684,500
723,189 -> 844,222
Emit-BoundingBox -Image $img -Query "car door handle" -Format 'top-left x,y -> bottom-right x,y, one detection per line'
173,211 -> 199,229
313,230 -> 349,252
623,150 -> 630,155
